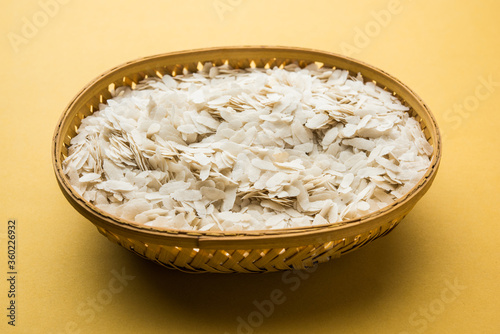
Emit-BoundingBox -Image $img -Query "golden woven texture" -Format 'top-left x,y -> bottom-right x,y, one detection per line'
52,46 -> 441,273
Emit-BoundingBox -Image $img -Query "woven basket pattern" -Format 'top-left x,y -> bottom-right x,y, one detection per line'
97,217 -> 402,273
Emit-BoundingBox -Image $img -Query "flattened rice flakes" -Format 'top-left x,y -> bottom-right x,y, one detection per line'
63,63 -> 432,231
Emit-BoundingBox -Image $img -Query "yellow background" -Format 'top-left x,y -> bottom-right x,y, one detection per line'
1,0 -> 499,333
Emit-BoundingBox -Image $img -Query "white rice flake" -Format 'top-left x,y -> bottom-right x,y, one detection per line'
79,173 -> 101,183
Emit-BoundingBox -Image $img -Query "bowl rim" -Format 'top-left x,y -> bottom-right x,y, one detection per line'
52,45 -> 442,248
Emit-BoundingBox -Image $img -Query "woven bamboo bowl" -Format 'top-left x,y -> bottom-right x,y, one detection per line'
52,46 -> 441,273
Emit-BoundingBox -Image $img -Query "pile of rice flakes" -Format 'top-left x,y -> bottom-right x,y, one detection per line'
63,62 -> 432,231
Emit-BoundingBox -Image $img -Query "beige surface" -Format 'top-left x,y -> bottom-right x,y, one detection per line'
1,0 -> 499,333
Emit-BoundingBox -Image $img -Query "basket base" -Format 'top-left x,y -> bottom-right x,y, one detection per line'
95,218 -> 403,273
